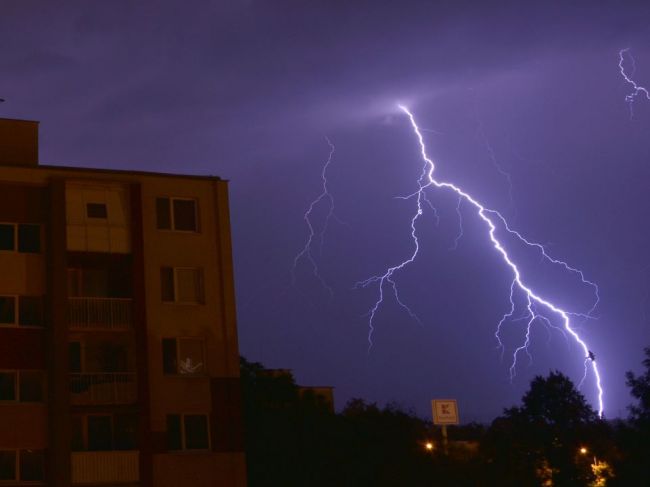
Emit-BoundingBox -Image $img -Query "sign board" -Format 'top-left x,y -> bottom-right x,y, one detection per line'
432,399 -> 459,425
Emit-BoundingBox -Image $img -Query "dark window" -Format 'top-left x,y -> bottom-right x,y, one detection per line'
0,451 -> 16,481
161,267 -> 175,302
156,197 -> 198,231
114,414 -> 137,450
0,224 -> 14,251
173,199 -> 197,231
19,450 -> 44,482
162,339 -> 177,375
161,267 -> 204,304
184,415 -> 209,450
0,297 -> 15,324
86,203 -> 108,219
71,416 -> 84,451
166,415 -> 182,450
0,372 -> 16,401
87,415 -> 113,451
156,198 -> 171,230
19,371 -> 44,402
19,296 -> 43,327
18,224 -> 40,253
69,342 -> 82,373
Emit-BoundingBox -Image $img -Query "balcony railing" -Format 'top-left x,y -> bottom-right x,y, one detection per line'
70,373 -> 137,405
71,451 -> 139,484
68,297 -> 133,330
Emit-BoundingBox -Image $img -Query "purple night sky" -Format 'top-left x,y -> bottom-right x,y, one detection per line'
2,1 -> 650,421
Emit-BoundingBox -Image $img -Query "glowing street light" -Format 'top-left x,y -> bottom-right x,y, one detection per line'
425,442 -> 434,451
579,446 -> 588,455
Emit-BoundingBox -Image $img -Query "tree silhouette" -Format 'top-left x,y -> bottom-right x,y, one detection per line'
625,346 -> 650,424
614,347 -> 650,485
482,371 -> 606,487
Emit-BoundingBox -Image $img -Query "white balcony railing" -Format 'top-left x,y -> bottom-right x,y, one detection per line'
71,451 -> 139,484
70,373 -> 137,405
68,297 -> 133,330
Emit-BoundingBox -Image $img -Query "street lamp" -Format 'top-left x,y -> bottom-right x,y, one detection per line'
579,446 -> 588,455
425,442 -> 434,451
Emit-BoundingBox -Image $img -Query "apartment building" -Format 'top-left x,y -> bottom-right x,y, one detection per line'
0,118 -> 246,486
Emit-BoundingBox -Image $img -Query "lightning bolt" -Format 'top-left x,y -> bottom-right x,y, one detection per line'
292,137 -> 341,295
618,48 -> 650,118
360,105 -> 604,416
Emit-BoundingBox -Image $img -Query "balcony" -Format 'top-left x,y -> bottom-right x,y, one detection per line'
68,297 -> 133,330
71,451 -> 139,484
70,373 -> 137,405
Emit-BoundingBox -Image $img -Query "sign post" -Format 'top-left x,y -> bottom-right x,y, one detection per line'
431,399 -> 459,455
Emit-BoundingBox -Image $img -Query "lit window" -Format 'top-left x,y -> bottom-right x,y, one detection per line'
162,338 -> 205,375
86,203 -> 108,219
166,414 -> 210,451
160,267 -> 204,304
156,197 -> 198,232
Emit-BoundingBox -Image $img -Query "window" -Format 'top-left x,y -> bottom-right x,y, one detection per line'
18,224 -> 40,253
0,451 -> 16,481
0,371 -> 44,402
166,414 -> 210,451
0,223 -> 41,253
19,371 -> 45,402
19,450 -> 44,482
0,224 -> 14,251
86,203 -> 108,219
0,372 -> 16,401
162,338 -> 205,375
0,296 -> 45,327
87,415 -> 112,451
72,414 -> 137,452
160,267 -> 204,304
0,297 -> 15,324
18,297 -> 43,327
156,197 -> 198,232
0,450 -> 44,482
69,342 -> 82,373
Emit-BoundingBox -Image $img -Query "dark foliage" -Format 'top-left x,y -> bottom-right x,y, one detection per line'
240,357 -> 479,487
481,371 -> 612,487
611,348 -> 650,485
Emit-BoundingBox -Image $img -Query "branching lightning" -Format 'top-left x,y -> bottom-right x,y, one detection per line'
618,48 -> 650,118
360,105 -> 604,416
292,137 -> 341,295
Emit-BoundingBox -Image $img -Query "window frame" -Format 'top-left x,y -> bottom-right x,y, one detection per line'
162,337 -> 206,376
0,222 -> 42,254
0,449 -> 45,482
156,197 -> 199,233
0,295 -> 45,328
166,413 -> 211,452
160,267 -> 204,305
0,370 -> 45,403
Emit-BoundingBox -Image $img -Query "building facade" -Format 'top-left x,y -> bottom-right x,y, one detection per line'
0,119 -> 246,486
